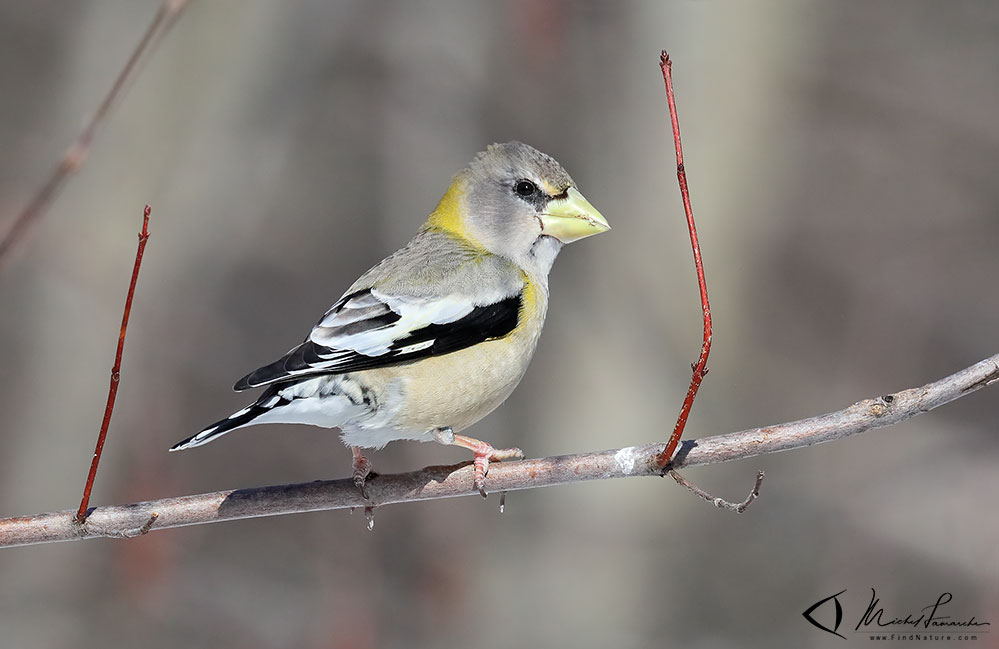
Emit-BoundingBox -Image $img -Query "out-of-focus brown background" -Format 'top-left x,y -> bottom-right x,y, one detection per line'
1,2 -> 996,647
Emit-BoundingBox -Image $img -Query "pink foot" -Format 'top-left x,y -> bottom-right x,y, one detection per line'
453,435 -> 523,497
351,447 -> 373,499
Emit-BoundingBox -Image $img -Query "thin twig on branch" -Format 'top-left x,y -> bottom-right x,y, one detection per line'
75,206 -> 152,523
1,353 -> 995,549
657,50 -> 713,468
0,0 -> 191,274
669,469 -> 764,513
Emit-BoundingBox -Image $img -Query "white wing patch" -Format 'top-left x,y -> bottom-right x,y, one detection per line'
310,289 -> 476,357
233,276 -> 525,390
395,340 -> 435,354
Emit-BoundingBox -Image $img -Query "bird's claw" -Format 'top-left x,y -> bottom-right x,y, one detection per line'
471,444 -> 524,497
353,473 -> 369,499
351,447 -> 373,500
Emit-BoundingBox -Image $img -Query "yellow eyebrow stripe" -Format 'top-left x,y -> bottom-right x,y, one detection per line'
538,178 -> 561,196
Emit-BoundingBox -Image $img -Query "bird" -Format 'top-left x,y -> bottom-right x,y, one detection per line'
170,141 -> 610,496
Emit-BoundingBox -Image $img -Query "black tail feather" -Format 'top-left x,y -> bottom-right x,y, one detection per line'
170,395 -> 278,451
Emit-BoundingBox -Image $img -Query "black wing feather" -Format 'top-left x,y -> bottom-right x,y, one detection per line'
233,293 -> 522,390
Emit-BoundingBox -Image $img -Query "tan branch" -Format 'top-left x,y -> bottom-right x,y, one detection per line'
1,353 -> 996,549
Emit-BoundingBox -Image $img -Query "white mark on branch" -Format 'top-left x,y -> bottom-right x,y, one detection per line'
614,446 -> 642,475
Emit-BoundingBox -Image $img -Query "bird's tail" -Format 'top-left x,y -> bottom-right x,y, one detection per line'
170,387 -> 285,451
169,379 -> 365,451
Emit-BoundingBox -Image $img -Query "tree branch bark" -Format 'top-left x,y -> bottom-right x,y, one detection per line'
1,353 -> 996,549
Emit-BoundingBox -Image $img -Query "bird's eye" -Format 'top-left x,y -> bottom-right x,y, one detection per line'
515,180 -> 537,197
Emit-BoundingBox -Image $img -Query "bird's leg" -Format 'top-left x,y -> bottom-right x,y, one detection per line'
351,446 -> 372,499
435,428 -> 523,497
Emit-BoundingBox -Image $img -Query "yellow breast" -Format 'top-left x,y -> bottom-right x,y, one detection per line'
353,274 -> 548,435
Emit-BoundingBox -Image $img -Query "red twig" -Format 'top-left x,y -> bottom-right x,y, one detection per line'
75,206 -> 152,523
656,51 -> 713,468
0,0 -> 191,275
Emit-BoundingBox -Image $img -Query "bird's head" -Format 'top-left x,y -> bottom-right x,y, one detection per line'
426,141 -> 609,273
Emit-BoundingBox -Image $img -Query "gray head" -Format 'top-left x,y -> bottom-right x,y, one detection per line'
429,142 -> 608,276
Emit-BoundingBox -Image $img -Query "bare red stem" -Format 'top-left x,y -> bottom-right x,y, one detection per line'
656,51 -> 713,468
75,206 -> 152,523
0,0 -> 190,275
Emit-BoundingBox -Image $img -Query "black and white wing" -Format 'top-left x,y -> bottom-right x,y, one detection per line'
233,286 -> 523,390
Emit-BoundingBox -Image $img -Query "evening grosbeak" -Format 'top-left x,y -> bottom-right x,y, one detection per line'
171,142 -> 610,496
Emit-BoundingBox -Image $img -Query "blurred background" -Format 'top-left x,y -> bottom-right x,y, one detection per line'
1,1 -> 997,647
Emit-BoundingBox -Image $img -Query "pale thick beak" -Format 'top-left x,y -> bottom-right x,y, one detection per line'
540,187 -> 610,243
